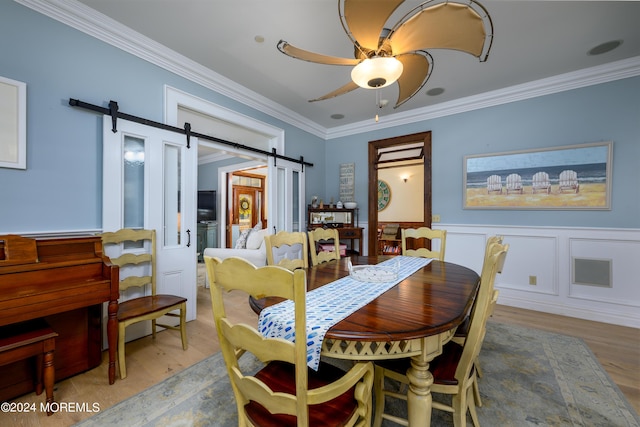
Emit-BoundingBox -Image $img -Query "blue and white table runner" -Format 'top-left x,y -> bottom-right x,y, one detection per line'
258,256 -> 433,370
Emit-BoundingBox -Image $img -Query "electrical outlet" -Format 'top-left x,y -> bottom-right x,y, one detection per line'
529,275 -> 537,286
432,214 -> 441,223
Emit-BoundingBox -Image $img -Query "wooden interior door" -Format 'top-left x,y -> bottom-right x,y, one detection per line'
233,187 -> 259,225
226,171 -> 265,247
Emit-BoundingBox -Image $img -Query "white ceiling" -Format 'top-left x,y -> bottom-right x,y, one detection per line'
64,1 -> 640,132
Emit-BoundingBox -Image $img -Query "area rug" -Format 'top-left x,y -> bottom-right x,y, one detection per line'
75,322 -> 639,426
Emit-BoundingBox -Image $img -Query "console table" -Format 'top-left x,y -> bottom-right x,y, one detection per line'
308,206 -> 363,254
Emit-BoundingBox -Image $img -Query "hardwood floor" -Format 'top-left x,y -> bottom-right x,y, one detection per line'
4,266 -> 639,426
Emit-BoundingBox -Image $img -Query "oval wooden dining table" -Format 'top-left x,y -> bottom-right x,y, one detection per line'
250,255 -> 480,427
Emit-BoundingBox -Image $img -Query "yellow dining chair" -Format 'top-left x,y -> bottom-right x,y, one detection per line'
453,236 -> 504,343
373,243 -> 509,427
484,237 -> 506,327
401,227 -> 447,261
307,228 -> 341,266
453,236 -> 505,346
204,256 -> 374,426
101,228 -> 188,379
453,237 -> 508,406
265,230 -> 309,270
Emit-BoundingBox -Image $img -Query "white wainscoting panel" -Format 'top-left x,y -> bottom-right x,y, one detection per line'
496,234 -> 558,296
568,238 -> 640,307
445,231 -> 487,274
353,223 -> 638,328
441,224 -> 640,328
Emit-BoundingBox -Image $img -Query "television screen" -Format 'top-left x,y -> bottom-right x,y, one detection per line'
197,190 -> 216,222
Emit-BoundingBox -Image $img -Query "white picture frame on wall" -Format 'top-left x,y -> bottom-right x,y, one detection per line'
0,75 -> 27,169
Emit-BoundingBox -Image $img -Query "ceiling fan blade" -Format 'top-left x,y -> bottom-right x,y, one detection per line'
394,52 -> 433,108
389,1 -> 493,61
309,81 -> 360,102
277,40 -> 359,66
341,0 -> 405,52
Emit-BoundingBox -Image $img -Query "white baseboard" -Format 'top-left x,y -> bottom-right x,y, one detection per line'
497,294 -> 640,329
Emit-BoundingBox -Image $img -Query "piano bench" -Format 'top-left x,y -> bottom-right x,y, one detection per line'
0,319 -> 58,415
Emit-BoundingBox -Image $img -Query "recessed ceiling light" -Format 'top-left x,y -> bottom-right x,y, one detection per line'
254,35 -> 265,43
426,87 -> 445,96
588,40 -> 622,56
330,114 -> 345,120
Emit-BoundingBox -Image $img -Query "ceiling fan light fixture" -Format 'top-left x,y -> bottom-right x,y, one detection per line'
351,56 -> 403,89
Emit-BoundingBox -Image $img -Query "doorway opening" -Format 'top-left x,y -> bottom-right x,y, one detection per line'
227,168 -> 267,247
367,132 -> 432,256
165,86 -> 306,250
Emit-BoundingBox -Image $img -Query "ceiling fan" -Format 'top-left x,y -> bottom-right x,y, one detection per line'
277,0 -> 494,109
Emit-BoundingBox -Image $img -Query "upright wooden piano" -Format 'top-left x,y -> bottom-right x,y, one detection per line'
0,234 -> 119,401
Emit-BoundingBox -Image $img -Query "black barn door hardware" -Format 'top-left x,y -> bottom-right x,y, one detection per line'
69,98 -> 313,168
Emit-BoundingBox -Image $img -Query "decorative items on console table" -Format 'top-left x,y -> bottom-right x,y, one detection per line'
307,205 -> 363,255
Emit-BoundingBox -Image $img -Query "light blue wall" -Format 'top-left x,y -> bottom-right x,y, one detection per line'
0,2 -> 324,233
1,1 -> 638,234
325,77 -> 640,228
198,158 -> 248,192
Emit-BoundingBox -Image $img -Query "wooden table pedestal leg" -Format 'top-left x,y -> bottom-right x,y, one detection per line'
406,357 -> 433,427
405,336 -> 446,426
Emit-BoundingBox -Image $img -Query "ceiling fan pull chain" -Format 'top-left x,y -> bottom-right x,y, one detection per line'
375,90 -> 380,122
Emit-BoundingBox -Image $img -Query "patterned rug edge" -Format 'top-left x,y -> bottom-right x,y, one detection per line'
74,322 -> 640,427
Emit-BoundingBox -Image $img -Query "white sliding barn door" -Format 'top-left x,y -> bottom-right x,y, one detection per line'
268,156 -> 305,233
102,116 -> 197,345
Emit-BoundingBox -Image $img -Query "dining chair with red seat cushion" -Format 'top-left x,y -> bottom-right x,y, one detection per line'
307,227 -> 341,266
245,360 -> 363,426
204,255 -> 374,427
373,243 -> 509,427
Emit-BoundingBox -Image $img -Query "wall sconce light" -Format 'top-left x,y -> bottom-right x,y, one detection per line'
401,174 -> 410,183
403,178 -> 408,183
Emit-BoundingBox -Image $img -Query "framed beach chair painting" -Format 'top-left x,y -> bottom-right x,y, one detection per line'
463,141 -> 612,210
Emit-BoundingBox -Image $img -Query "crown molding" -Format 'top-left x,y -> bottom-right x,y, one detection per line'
326,56 -> 640,139
17,0 -> 640,141
16,0 -> 327,139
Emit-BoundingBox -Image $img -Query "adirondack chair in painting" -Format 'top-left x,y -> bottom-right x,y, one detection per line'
531,171 -> 551,194
486,175 -> 502,194
558,169 -> 580,193
505,173 -> 523,194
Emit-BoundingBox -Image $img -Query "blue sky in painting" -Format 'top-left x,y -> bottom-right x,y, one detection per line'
467,144 -> 609,173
